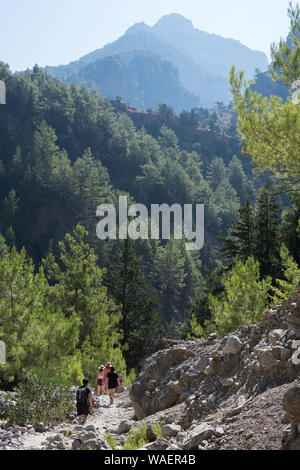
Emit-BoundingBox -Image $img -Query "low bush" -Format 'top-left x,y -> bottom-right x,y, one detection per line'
7,369 -> 73,426
122,424 -> 148,450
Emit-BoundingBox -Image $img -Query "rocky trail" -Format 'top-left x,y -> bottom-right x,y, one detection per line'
0,389 -> 136,451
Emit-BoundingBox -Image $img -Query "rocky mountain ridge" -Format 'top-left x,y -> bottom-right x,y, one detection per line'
45,14 -> 268,110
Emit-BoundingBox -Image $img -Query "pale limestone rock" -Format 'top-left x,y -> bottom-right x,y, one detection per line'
161,424 -> 181,438
223,336 -> 243,355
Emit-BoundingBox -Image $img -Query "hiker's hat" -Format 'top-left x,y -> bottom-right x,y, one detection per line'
106,362 -> 111,368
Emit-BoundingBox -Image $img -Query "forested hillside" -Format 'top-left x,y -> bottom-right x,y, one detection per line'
0,60 -> 255,382
52,51 -> 199,114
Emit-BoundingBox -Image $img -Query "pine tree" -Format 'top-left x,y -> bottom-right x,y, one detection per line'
206,157 -> 228,191
43,225 -> 128,380
230,4 -> 300,177
228,155 -> 254,204
271,244 -> 300,304
255,183 -> 281,277
209,257 -> 271,337
2,189 -> 20,238
103,239 -> 161,369
220,197 -> 255,265
43,225 -> 121,345
182,262 -> 222,339
0,245 -> 79,384
153,239 -> 187,325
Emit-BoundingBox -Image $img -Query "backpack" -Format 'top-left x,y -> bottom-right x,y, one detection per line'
76,386 -> 88,405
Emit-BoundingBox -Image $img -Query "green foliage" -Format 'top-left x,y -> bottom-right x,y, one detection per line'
208,257 -> 271,337
221,183 -> 281,278
0,226 -> 131,386
65,352 -> 84,385
271,244 -> 300,304
182,262 -> 221,339
230,4 -> 300,178
104,423 -> 150,451
0,244 -> 79,384
151,421 -> 165,438
220,197 -> 255,265
43,224 -> 131,382
122,424 -> 148,450
103,433 -> 118,450
184,313 -> 206,340
123,368 -> 136,387
104,239 -> 161,369
0,61 -> 255,328
7,370 -> 73,426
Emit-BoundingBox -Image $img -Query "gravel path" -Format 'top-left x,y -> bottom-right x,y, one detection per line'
19,389 -> 135,450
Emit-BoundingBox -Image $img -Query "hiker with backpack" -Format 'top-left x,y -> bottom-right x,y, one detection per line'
76,378 -> 93,425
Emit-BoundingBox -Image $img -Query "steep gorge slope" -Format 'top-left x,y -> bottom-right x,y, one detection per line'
129,286 -> 300,450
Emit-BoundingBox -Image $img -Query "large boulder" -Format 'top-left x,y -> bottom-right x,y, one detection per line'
283,385 -> 300,424
223,336 -> 243,356
286,311 -> 300,335
268,329 -> 286,346
130,345 -> 192,420
182,423 -> 214,450
117,420 -> 134,435
140,438 -> 169,450
161,424 -> 181,438
258,349 -> 278,371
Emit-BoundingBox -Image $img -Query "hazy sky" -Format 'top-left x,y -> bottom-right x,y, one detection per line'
0,0 -> 293,71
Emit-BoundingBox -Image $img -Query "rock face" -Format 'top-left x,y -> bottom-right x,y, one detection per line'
130,346 -> 192,419
130,285 -> 300,450
282,385 -> 300,450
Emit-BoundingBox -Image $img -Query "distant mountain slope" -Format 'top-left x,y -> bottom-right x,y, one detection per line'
152,14 -> 268,79
45,14 -> 268,110
251,71 -> 289,100
55,51 -> 199,113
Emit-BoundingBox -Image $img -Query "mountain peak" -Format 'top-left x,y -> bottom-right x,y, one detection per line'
153,14 -> 194,34
125,22 -> 152,36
